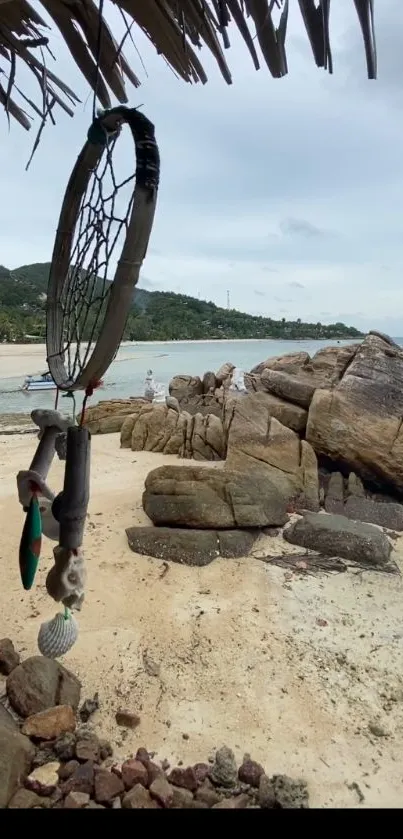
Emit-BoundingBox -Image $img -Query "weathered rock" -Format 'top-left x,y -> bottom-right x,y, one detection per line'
126,526 -> 257,564
0,639 -> 20,675
121,759 -> 148,790
270,774 -> 309,808
31,745 -> 55,769
80,398 -> 149,434
169,375 -> 203,400
216,362 -> 235,385
213,794 -> 250,808
143,464 -> 289,529
79,694 -> 100,723
347,472 -> 365,498
94,767 -> 124,804
64,791 -> 90,809
203,371 -> 217,393
8,788 -> 46,809
6,657 -> 81,718
22,705 -> 76,741
306,334 -> 403,493
258,774 -> 276,808
227,388 -> 307,433
58,760 -> 80,780
179,394 -> 223,419
123,404 -> 225,460
122,783 -> 160,809
149,775 -> 174,807
115,709 -> 140,729
0,712 -> 35,808
75,732 -> 101,763
284,512 -> 392,566
238,758 -> 264,787
225,393 -> 319,511
195,782 -> 222,807
168,766 -> 198,792
209,746 -> 237,788
250,351 -> 311,377
53,732 -> 76,761
62,760 -> 95,796
324,472 -> 345,514
259,368 -> 316,409
344,497 -> 403,531
171,785 -> 195,807
26,762 -> 60,796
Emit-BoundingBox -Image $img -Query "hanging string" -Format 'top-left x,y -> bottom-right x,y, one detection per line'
54,388 -> 60,411
92,0 -> 105,122
80,380 -> 102,427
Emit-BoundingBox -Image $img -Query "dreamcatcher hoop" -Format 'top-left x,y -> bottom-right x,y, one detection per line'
46,105 -> 160,391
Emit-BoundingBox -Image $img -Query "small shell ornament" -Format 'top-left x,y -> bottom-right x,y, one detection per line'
37,609 -> 78,658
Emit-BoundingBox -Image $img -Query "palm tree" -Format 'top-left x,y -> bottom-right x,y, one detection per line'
0,1 -> 376,132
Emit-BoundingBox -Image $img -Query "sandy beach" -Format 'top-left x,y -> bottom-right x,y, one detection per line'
1,431 -> 403,808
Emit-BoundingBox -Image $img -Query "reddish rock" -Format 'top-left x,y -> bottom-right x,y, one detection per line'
115,709 -> 140,729
149,775 -> 174,807
62,760 -> 95,796
168,766 -> 198,792
22,705 -> 76,741
94,767 -> 124,805
58,760 -> 79,781
0,639 -> 20,675
238,758 -> 265,787
121,759 -> 148,790
135,747 -> 150,765
122,783 -> 160,809
75,732 -> 101,763
145,760 -> 163,786
99,739 -> 113,761
64,791 -> 90,809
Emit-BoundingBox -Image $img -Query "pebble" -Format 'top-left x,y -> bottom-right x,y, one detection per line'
238,758 -> 265,787
94,767 -> 124,804
209,746 -> 238,788
168,766 -> 198,792
122,783 -> 160,809
62,760 -> 95,796
115,709 -> 141,729
75,732 -> 101,763
149,775 -> 174,807
121,759 -> 148,790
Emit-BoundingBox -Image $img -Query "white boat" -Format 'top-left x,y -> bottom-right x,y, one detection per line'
22,371 -> 57,392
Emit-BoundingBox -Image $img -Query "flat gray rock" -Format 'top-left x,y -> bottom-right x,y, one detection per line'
284,512 -> 392,566
344,496 -> 403,531
126,526 -> 257,565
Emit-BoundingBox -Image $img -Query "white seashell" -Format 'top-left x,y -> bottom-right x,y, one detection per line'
37,612 -> 79,659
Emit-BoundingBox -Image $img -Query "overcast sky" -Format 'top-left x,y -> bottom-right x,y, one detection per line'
1,1 -> 403,334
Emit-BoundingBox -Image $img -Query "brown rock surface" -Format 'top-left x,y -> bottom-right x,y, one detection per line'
0,639 -> 20,675
80,398 -> 149,434
6,657 -> 81,718
143,463 -> 288,528
22,705 -> 76,740
0,711 -> 34,808
121,404 -> 225,461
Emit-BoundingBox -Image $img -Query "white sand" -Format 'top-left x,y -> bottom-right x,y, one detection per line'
1,432 -> 403,808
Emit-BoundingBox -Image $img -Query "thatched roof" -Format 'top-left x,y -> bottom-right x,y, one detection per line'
0,0 -> 377,131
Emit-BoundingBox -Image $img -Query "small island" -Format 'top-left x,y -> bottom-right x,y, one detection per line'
0,262 -> 363,343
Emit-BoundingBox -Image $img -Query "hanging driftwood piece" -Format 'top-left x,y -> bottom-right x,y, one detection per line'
59,426 -> 91,551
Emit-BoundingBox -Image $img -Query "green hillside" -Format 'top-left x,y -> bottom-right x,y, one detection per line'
0,262 -> 363,343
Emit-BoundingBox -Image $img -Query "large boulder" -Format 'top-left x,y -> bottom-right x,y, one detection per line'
126,526 -> 257,564
143,464 -> 289,528
250,351 -> 311,377
306,334 -> 403,492
225,392 -> 319,510
169,375 -> 203,401
80,398 -> 149,434
121,405 -> 225,461
0,708 -> 34,808
284,512 -> 392,566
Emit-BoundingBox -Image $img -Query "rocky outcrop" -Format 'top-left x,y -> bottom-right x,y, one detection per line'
306,334 -> 403,493
169,375 -> 203,401
225,392 -> 319,511
80,398 -> 149,434
120,405 -> 225,461
284,511 -> 392,566
126,526 -> 257,565
142,464 -> 289,529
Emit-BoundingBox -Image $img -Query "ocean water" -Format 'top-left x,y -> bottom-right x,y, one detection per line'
0,337 -> 376,416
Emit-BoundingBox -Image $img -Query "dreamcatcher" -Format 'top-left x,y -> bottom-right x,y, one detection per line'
16,105 -> 160,658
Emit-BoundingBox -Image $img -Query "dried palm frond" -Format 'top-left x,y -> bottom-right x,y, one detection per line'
0,0 -> 377,132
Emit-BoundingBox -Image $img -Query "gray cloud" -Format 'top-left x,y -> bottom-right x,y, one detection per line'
1,1 -> 403,332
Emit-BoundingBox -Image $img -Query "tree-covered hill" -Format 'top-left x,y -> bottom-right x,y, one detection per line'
0,262 -> 364,342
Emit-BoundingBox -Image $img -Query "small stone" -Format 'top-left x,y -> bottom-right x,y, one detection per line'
135,747 -> 150,765
168,766 -> 198,792
8,788 -> 44,809
58,760 -> 80,780
122,783 -> 160,809
75,732 -> 101,763
182,732 -> 189,740
64,791 -> 90,809
26,761 -> 60,796
258,774 -> 276,808
0,639 -> 20,675
121,759 -> 148,790
22,705 -> 76,741
209,746 -> 238,788
195,781 -> 222,807
86,800 -> 106,809
94,767 -> 124,804
115,709 -> 140,729
150,775 -> 174,807
146,761 -> 163,786
270,774 -> 309,808
213,794 -> 250,808
193,763 -> 210,785
171,786 -> 195,808
238,758 -> 265,787
62,760 -> 95,796
79,693 -> 99,723
53,732 -> 76,761
368,721 -> 388,738
99,739 -> 113,761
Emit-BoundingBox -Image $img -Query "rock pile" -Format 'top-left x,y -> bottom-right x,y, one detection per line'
0,643 -> 308,809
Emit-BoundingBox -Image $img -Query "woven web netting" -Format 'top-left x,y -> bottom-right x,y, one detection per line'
52,131 -> 135,385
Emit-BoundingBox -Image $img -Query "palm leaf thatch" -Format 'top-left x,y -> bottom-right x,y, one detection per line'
0,0 -> 377,132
